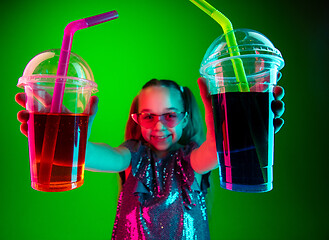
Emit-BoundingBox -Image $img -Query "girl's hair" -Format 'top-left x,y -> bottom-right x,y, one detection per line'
125,79 -> 205,145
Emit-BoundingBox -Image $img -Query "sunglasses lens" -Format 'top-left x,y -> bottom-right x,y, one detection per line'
133,112 -> 186,129
162,112 -> 181,128
139,113 -> 155,128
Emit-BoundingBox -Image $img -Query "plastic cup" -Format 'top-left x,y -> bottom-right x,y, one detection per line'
200,29 -> 284,193
17,49 -> 97,192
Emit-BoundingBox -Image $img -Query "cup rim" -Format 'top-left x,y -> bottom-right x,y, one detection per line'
200,54 -> 284,81
17,75 -> 98,92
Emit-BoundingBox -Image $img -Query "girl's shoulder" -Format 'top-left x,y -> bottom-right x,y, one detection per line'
120,139 -> 141,153
182,141 -> 199,152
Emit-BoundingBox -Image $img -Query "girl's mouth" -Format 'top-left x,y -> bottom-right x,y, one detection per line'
151,134 -> 171,141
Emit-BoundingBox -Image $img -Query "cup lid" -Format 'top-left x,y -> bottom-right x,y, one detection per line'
17,49 -> 97,91
200,29 -> 284,79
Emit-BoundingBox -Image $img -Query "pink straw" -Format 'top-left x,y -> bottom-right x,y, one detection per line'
51,10 -> 118,113
38,11 -> 118,187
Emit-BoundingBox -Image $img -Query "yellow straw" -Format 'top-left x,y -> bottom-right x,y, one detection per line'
190,0 -> 249,92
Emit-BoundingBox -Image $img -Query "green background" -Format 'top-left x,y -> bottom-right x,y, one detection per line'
1,0 -> 328,239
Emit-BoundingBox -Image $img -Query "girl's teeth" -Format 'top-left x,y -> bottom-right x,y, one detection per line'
153,135 -> 167,139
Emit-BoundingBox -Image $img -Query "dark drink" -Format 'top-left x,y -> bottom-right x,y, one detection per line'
28,112 -> 89,192
211,92 -> 275,192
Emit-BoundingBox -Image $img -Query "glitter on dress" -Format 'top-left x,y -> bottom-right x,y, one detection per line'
112,140 -> 211,240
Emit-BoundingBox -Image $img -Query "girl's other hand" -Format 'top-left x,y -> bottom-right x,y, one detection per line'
15,93 -> 99,138
197,78 -> 285,134
272,85 -> 285,133
197,77 -> 215,141
15,92 -> 28,137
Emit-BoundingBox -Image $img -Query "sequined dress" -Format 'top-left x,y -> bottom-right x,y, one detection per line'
112,140 -> 210,240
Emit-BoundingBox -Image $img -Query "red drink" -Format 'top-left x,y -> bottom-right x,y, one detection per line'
28,112 -> 89,192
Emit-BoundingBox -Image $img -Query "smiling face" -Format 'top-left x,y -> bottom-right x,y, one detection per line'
138,86 -> 187,155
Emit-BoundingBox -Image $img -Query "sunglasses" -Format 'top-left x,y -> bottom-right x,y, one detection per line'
131,112 -> 187,129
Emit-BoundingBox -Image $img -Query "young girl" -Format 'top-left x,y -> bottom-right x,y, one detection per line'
16,77 -> 285,239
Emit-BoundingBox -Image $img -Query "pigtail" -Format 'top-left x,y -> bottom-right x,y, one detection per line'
125,95 -> 142,141
179,86 -> 206,146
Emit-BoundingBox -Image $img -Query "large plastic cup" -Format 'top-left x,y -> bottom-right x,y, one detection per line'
200,29 -> 284,193
17,49 -> 98,192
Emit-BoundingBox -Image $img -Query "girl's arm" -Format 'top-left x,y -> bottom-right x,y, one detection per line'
190,78 -> 218,175
85,142 -> 131,172
84,96 -> 131,173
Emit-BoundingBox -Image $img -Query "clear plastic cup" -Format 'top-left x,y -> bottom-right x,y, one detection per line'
200,29 -> 284,192
17,49 -> 98,192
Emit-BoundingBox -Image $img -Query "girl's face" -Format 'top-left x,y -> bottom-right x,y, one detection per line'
138,86 -> 188,155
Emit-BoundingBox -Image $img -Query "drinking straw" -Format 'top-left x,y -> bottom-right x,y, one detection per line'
189,0 -> 249,92
39,11 -> 118,186
51,10 -> 119,113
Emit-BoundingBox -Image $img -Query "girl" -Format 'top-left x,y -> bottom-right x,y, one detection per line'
16,77 -> 285,239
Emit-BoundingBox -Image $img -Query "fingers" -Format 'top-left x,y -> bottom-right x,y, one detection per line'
249,82 -> 269,92
17,110 -> 29,122
271,100 -> 285,118
20,123 -> 28,137
17,110 -> 29,137
274,118 -> 284,134
89,96 -> 99,116
26,89 -> 55,109
16,93 -> 28,137
271,97 -> 285,133
273,85 -> 285,100
272,85 -> 285,133
15,92 -> 27,108
197,77 -> 216,140
197,77 -> 208,99
197,77 -> 212,112
84,95 -> 99,116
86,96 -> 99,140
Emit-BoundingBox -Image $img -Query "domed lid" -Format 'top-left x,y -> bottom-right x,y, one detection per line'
18,49 -> 97,91
200,29 -> 284,79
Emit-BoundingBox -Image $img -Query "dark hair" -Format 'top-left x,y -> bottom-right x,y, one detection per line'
125,79 -> 205,145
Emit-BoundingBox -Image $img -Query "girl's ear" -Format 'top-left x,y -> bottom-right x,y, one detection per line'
182,113 -> 189,129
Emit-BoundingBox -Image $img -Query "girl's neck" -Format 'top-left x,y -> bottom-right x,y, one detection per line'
150,143 -> 182,159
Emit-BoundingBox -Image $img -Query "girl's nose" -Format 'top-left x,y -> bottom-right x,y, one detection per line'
153,116 -> 166,130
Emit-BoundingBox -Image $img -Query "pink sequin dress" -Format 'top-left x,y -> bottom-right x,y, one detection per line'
112,140 -> 210,240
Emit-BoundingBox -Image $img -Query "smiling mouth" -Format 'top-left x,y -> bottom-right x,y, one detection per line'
151,134 -> 171,140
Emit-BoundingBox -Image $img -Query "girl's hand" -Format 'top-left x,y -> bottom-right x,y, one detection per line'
15,93 -> 29,137
197,77 -> 216,142
15,92 -> 99,139
193,77 -> 285,174
272,86 -> 285,133
86,96 -> 99,140
197,77 -> 285,134
190,78 -> 217,174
